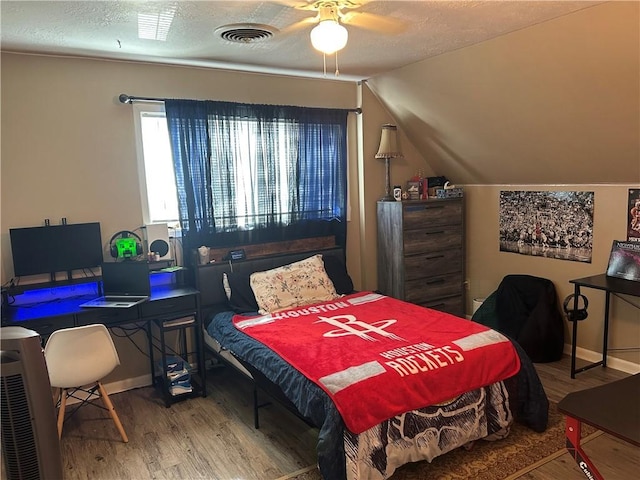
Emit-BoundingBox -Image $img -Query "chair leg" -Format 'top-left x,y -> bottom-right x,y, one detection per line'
51,387 -> 60,408
57,389 -> 67,439
97,381 -> 128,443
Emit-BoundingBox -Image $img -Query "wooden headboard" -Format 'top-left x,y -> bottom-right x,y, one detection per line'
195,235 -> 337,264
194,241 -> 346,319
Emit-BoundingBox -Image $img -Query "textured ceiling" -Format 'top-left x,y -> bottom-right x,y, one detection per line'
1,1 -> 601,81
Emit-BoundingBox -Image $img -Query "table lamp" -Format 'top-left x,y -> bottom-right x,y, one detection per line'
375,124 -> 402,201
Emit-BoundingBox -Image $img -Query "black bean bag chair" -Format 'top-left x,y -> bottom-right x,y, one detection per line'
473,275 -> 564,363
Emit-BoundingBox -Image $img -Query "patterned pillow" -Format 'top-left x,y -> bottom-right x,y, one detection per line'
250,254 -> 340,314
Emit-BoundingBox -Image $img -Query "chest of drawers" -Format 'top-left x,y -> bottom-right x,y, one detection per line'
377,198 -> 465,316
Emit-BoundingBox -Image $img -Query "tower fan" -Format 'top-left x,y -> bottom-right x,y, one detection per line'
1,327 -> 63,479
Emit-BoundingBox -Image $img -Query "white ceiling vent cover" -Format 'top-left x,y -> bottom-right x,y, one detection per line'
216,24 -> 278,44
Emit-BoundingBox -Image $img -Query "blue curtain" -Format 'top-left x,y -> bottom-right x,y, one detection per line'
165,99 -> 348,254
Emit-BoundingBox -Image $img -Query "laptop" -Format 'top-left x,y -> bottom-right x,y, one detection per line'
80,262 -> 151,308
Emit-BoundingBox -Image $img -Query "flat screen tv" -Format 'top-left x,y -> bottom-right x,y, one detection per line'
9,222 -> 103,277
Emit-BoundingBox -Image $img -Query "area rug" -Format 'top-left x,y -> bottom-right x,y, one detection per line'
278,402 -> 601,480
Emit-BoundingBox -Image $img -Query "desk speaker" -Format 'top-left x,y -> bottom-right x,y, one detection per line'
142,223 -> 172,260
1,327 -> 63,480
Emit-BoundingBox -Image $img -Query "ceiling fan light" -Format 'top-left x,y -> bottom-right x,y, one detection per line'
310,20 -> 348,54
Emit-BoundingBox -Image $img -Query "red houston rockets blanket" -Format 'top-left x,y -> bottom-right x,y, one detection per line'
233,292 -> 520,434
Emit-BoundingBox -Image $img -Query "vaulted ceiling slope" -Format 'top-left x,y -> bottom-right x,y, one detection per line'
367,2 -> 640,186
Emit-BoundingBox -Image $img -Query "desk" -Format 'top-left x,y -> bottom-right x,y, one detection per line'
569,274 -> 640,378
558,374 -> 640,479
1,278 -> 206,404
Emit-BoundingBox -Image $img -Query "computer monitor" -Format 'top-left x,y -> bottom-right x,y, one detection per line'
9,222 -> 103,277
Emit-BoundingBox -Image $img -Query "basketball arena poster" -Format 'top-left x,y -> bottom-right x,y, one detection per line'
499,191 -> 594,263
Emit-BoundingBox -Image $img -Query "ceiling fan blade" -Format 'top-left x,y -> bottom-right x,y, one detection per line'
341,11 -> 406,34
278,15 -> 319,35
269,0 -> 320,11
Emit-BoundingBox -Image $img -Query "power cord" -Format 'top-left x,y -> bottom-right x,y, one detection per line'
109,324 -> 150,358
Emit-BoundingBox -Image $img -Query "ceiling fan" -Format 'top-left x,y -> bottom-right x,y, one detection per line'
280,0 -> 406,54
277,0 -> 405,76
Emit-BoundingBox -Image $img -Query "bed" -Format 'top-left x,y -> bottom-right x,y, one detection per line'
196,245 -> 549,480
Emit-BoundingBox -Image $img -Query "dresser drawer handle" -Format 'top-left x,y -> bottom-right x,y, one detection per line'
425,231 -> 445,235
427,302 -> 446,309
424,254 -> 445,260
423,205 -> 445,210
425,278 -> 445,285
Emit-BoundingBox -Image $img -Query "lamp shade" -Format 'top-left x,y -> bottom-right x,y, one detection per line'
375,124 -> 401,158
310,20 -> 348,54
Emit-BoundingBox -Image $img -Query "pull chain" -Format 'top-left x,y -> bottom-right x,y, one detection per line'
320,52 -> 342,77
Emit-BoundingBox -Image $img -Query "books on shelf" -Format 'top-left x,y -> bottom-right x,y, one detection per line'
159,355 -> 191,374
170,383 -> 192,396
157,355 -> 193,396
606,240 -> 640,282
168,370 -> 193,396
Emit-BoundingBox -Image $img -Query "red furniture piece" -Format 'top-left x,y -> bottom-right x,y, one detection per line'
558,374 -> 640,479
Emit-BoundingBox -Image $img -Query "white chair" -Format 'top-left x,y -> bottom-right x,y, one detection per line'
44,324 -> 128,443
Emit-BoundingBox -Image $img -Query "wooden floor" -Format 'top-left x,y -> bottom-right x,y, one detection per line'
21,357 -> 640,479
521,360 -> 639,480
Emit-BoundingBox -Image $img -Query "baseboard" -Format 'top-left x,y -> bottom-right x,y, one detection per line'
563,344 -> 640,375
64,374 -> 152,405
104,373 -> 153,394
464,313 -> 640,374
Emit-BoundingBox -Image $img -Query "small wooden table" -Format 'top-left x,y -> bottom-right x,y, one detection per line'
558,374 -> 640,480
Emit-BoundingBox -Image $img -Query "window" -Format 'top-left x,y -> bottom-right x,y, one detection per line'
209,116 -> 300,231
133,103 -> 179,227
134,100 -> 348,252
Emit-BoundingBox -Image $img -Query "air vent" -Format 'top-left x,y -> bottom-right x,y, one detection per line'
216,23 -> 278,44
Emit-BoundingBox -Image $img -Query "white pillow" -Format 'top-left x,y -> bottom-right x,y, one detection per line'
250,254 -> 339,314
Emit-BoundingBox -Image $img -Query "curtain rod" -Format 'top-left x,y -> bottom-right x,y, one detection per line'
118,93 -> 362,114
